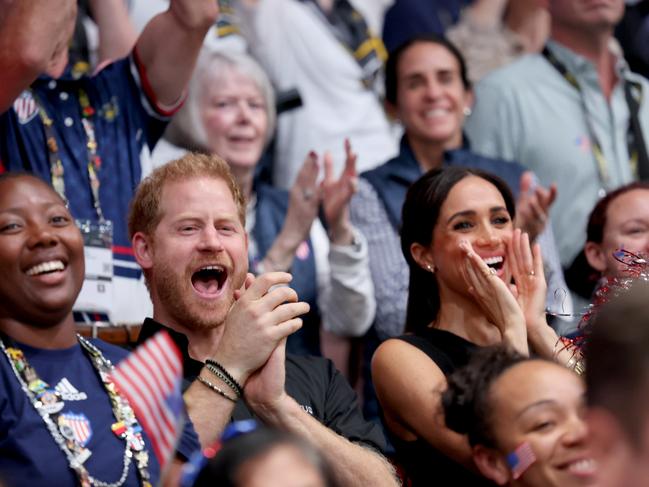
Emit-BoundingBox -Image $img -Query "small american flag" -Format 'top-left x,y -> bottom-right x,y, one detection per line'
507,442 -> 537,480
111,331 -> 184,470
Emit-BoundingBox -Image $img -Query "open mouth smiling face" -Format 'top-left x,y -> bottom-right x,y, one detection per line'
26,259 -> 67,278
190,264 -> 229,299
483,255 -> 505,276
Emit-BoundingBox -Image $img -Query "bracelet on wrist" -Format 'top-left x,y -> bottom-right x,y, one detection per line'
204,363 -> 242,398
205,359 -> 244,397
554,336 -> 586,375
197,376 -> 238,403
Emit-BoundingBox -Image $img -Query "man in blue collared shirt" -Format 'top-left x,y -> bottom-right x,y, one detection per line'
466,0 -> 649,270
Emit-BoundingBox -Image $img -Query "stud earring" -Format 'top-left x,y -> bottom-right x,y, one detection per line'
426,264 -> 435,273
463,106 -> 472,117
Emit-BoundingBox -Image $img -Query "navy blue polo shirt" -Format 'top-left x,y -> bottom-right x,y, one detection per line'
0,53 -> 173,280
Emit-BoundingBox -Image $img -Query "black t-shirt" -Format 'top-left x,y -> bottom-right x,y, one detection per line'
138,318 -> 386,452
391,328 -> 496,487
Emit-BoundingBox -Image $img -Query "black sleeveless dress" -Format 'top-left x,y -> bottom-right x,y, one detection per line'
390,328 -> 496,487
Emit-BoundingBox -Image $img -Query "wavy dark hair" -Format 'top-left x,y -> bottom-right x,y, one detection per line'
385,33 -> 471,107
442,346 -> 528,448
400,167 -> 516,335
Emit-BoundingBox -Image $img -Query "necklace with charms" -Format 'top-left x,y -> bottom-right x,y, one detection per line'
0,334 -> 152,487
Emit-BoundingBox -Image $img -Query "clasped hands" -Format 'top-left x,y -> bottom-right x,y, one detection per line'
207,272 -> 309,412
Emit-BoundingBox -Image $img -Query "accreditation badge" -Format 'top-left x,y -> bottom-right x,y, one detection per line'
73,219 -> 114,323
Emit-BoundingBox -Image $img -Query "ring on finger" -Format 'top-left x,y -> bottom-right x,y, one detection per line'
302,188 -> 314,200
488,267 -> 497,276
527,270 -> 535,277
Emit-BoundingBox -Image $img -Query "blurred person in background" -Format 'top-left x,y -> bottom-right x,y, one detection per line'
466,0 -> 649,273
187,422 -> 339,487
446,0 -> 550,83
586,280 -> 649,487
565,181 -> 649,301
237,0 -> 398,189
0,0 -> 77,113
382,0 -> 471,53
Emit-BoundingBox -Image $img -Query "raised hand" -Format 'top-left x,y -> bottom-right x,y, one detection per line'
284,151 -> 322,245
515,172 -> 557,241
459,239 -> 528,355
507,228 -> 548,336
321,139 -> 358,245
211,272 -> 310,385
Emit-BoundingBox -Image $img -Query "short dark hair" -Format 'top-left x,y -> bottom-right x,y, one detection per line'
400,166 -> 516,334
0,171 -> 67,205
193,427 -> 339,487
586,280 -> 649,448
442,346 -> 528,448
384,33 -> 471,107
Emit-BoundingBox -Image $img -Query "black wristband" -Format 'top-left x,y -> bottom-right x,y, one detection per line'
205,359 -> 244,397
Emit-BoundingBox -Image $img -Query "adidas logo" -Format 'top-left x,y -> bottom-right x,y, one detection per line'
55,378 -> 88,401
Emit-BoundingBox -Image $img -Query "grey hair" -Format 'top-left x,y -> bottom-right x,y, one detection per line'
165,48 -> 276,151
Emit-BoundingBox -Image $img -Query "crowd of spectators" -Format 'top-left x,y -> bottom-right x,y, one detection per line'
1,0 -> 649,486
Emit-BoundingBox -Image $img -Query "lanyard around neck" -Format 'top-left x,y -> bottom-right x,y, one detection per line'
302,0 -> 387,89
34,87 -> 106,222
541,45 -> 649,189
0,333 -> 152,487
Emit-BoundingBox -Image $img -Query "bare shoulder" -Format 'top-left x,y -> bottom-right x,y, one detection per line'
373,337 -> 445,381
372,337 -> 470,458
372,337 -> 448,404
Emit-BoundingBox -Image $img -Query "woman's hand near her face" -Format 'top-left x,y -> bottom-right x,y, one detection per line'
507,229 -> 548,333
459,240 -> 529,355
507,229 -> 567,360
321,139 -> 357,246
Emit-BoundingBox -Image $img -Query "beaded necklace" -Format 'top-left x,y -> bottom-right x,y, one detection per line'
0,334 -> 152,487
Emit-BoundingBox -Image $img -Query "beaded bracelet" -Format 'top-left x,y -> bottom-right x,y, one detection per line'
197,376 -> 237,403
204,363 -> 241,398
566,355 -> 586,376
205,359 -> 244,397
554,336 -> 586,375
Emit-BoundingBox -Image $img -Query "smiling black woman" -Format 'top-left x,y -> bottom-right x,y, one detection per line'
0,173 -> 199,487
